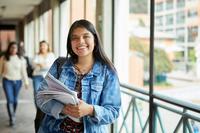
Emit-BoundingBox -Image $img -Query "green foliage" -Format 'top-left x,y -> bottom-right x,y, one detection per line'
188,48 -> 196,62
129,36 -> 173,74
175,51 -> 184,61
154,48 -> 173,73
129,36 -> 148,55
129,0 -> 148,13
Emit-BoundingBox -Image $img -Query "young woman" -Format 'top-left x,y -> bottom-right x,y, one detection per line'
0,42 -> 29,126
32,40 -> 55,103
36,19 -> 121,133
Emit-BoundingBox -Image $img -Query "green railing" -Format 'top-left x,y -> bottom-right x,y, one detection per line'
113,83 -> 200,133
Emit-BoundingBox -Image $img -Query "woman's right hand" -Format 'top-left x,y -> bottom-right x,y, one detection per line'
25,84 -> 29,89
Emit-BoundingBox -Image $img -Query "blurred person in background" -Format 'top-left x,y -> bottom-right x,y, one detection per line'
0,41 -> 29,127
18,41 -> 34,79
32,40 -> 55,105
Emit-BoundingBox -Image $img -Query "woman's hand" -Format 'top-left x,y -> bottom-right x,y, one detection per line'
25,84 -> 29,89
62,100 -> 94,118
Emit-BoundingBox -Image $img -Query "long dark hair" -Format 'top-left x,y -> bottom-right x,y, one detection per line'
5,41 -> 21,60
66,19 -> 115,71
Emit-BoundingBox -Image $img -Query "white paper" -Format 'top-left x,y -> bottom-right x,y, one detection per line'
38,73 -> 80,122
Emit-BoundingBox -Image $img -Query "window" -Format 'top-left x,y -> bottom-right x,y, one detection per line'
177,0 -> 185,8
165,28 -> 174,33
176,11 -> 185,24
188,26 -> 198,42
39,10 -> 52,46
176,27 -> 185,42
155,2 -> 163,12
188,9 -> 198,18
155,16 -> 163,26
166,0 -> 173,10
166,14 -> 173,25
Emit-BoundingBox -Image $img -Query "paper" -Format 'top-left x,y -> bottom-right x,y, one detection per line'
37,73 -> 80,122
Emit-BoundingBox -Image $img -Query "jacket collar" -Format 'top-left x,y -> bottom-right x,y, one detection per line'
62,57 -> 102,77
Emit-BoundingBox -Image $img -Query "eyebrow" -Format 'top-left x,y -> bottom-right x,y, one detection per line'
71,32 -> 91,36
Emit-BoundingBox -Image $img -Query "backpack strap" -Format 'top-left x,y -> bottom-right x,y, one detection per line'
56,57 -> 67,79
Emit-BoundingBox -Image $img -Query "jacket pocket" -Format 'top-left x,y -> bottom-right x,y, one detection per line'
90,82 -> 103,104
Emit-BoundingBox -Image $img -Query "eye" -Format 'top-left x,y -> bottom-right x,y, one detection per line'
83,35 -> 91,39
71,36 -> 79,41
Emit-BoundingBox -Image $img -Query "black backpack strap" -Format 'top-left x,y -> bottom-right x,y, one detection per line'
56,57 -> 67,79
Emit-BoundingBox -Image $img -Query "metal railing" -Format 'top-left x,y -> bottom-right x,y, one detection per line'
113,83 -> 200,133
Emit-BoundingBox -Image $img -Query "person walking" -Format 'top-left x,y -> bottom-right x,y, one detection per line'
36,19 -> 121,133
0,42 -> 29,127
32,40 -> 55,104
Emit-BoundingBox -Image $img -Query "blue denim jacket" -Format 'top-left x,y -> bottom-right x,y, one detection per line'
36,58 -> 121,133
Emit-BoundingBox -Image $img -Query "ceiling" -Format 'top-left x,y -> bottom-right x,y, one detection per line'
0,0 -> 42,20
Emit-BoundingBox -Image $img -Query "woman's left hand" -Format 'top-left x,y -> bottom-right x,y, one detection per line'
62,100 -> 94,118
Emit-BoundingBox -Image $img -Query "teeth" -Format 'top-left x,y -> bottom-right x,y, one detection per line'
77,46 -> 86,49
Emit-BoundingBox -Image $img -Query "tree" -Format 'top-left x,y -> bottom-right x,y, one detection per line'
130,36 -> 173,79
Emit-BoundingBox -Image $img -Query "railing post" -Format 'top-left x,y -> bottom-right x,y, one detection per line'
183,109 -> 187,133
132,98 -> 136,133
153,106 -> 158,133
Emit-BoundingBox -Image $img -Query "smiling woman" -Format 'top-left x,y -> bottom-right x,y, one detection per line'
35,19 -> 121,133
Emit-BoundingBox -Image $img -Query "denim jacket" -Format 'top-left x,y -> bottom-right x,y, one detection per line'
36,58 -> 121,133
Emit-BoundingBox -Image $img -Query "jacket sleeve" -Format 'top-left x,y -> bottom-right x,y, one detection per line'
87,69 -> 121,125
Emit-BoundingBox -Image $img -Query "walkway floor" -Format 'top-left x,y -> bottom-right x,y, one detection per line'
0,81 -> 35,133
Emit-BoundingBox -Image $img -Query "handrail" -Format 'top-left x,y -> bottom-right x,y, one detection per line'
120,83 -> 200,113
116,83 -> 200,133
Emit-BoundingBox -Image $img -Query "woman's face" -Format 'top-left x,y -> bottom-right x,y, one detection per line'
9,44 -> 18,55
39,42 -> 48,54
71,27 -> 95,58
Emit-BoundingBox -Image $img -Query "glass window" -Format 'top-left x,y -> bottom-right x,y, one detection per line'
155,2 -> 163,12
24,21 -> 35,57
39,10 -> 52,46
114,0 -> 150,132
188,26 -> 198,42
165,28 -> 174,33
176,11 -> 185,24
188,9 -> 198,18
176,27 -> 185,42
166,14 -> 173,25
166,0 -> 173,10
177,0 -> 185,8
155,16 -> 163,26
59,0 -> 70,56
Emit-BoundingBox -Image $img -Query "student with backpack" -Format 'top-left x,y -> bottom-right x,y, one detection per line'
35,19 -> 121,133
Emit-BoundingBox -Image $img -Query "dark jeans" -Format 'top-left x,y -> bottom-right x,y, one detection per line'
32,75 -> 44,106
2,78 -> 22,126
2,78 -> 22,105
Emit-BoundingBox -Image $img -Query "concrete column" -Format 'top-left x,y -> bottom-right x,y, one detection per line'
102,0 -> 113,60
114,0 -> 129,82
51,0 -> 60,56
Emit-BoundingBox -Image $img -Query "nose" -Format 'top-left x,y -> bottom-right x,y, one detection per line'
79,36 -> 84,44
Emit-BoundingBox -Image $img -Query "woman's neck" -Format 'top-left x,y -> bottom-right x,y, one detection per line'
75,56 -> 94,74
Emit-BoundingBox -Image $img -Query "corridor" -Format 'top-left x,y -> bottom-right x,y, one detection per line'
0,81 -> 35,133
